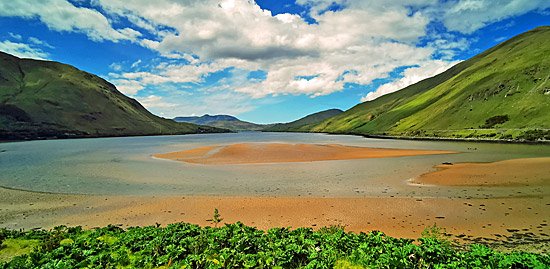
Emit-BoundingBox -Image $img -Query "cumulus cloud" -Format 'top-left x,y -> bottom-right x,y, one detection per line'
0,0 -> 141,42
136,91 -> 256,118
111,79 -> 144,95
0,40 -> 49,59
5,0 -> 547,103
93,0 -> 440,99
135,95 -> 177,109
361,60 -> 461,102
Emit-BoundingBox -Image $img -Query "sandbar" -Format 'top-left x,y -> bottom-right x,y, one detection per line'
412,157 -> 550,186
153,143 -> 457,165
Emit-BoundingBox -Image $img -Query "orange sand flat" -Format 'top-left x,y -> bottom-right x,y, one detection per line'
1,188 -> 548,242
413,157 -> 550,186
153,143 -> 456,165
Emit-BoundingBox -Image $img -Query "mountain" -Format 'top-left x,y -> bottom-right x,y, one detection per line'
0,52 -> 227,140
205,120 -> 268,131
173,114 -> 239,125
173,114 -> 267,131
262,109 -> 343,132
300,26 -> 550,141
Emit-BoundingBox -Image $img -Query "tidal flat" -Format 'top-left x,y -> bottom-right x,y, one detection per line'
1,132 -> 549,251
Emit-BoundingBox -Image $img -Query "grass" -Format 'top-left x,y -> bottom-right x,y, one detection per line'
0,239 -> 40,263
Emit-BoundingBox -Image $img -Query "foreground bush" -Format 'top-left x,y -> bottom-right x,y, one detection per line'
0,222 -> 548,268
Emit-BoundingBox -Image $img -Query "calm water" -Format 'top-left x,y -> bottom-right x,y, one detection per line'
1,132 -> 549,198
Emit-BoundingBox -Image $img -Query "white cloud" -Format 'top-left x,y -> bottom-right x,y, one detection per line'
0,40 -> 49,59
109,62 -> 122,71
13,0 -> 544,104
0,0 -> 141,42
111,79 -> 144,95
28,37 -> 55,49
440,0 -> 550,34
135,95 -> 177,108
130,59 -> 141,68
361,60 -> 461,102
92,0 -> 441,99
136,92 -> 256,118
8,32 -> 22,40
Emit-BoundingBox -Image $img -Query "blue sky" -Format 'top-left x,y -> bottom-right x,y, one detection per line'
1,0 -> 549,124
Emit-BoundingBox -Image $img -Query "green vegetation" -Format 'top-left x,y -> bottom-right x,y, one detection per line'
1,223 -> 548,268
481,115 -> 509,129
301,26 -> 550,142
0,52 -> 227,140
263,109 -> 343,132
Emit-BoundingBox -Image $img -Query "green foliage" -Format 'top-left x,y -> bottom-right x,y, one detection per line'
421,223 -> 449,242
481,115 -> 509,128
0,222 -> 548,268
207,208 -> 224,228
517,129 -> 550,141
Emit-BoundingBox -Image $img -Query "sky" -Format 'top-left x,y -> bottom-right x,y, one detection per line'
0,0 -> 549,124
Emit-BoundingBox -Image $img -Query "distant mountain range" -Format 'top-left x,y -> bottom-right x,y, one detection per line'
173,109 -> 343,132
0,52 -> 227,140
173,114 -> 240,125
294,26 -> 550,141
173,114 -> 266,131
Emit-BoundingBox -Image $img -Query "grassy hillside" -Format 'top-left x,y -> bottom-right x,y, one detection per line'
0,52 -> 226,140
303,26 -> 550,141
263,109 -> 343,132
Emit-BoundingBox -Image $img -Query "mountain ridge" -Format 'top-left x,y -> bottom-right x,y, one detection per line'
0,51 -> 227,140
173,114 -> 240,125
173,114 -> 266,131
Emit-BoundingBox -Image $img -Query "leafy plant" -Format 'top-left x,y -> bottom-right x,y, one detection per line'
206,208 -> 224,228
1,222 -> 549,268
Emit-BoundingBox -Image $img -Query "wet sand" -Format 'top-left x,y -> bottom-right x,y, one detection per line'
2,154 -> 549,252
412,157 -> 550,186
1,187 -> 549,245
153,143 -> 456,165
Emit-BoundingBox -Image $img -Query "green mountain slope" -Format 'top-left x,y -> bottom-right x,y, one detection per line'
0,52 -> 227,140
263,109 -> 343,132
303,26 -> 550,141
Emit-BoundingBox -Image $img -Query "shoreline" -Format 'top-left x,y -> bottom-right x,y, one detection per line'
330,132 -> 550,145
1,186 -> 548,249
3,129 -> 550,145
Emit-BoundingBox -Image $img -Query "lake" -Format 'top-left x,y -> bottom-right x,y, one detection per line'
1,132 -> 549,198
